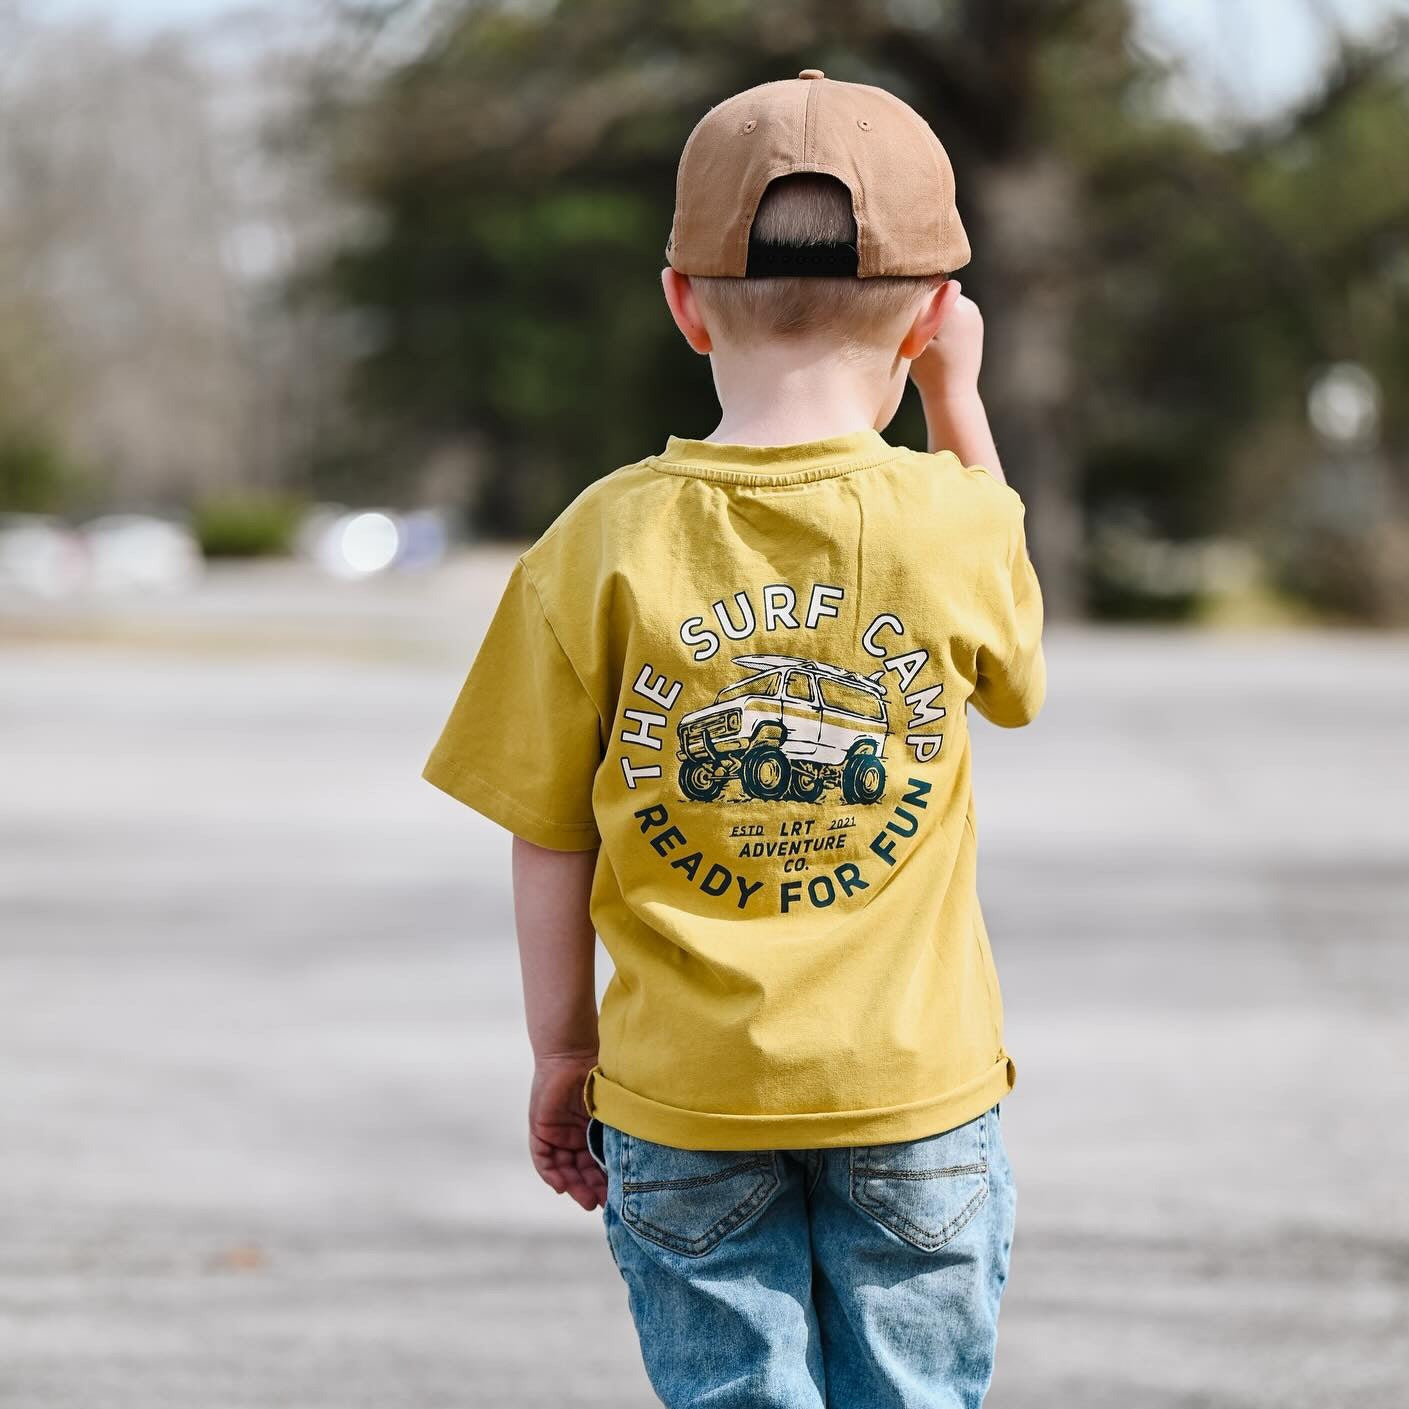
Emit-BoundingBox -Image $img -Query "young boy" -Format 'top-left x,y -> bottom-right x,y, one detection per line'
425,69 -> 1044,1409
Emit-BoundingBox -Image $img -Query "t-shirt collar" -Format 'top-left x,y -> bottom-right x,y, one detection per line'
652,429 -> 900,486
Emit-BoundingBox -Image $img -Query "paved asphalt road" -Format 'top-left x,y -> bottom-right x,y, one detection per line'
2,556 -> 1407,1408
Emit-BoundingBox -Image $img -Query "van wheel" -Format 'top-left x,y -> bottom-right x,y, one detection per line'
679,760 -> 726,802
842,751 -> 886,805
740,744 -> 791,801
788,769 -> 826,803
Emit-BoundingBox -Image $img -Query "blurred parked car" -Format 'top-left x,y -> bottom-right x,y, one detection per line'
82,515 -> 204,593
0,515 -> 88,598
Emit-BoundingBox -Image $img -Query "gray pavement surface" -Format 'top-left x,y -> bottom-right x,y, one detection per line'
3,556 -> 1408,1408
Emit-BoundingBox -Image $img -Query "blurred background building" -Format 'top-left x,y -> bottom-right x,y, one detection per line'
2,3 -> 1407,1407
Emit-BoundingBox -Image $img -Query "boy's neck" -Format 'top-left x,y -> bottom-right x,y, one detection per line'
705,342 -> 895,448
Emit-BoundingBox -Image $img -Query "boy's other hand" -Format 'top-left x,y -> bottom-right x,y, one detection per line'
910,285 -> 983,395
528,1052 -> 607,1211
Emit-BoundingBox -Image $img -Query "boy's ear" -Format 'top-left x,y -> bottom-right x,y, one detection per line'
899,278 -> 961,360
661,267 -> 714,355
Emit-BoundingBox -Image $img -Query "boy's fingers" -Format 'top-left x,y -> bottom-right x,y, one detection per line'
532,1148 -> 575,1188
552,1161 -> 605,1211
566,1179 -> 601,1211
575,1158 -> 606,1192
538,1165 -> 568,1193
560,1154 -> 602,1188
531,1136 -> 608,1208
530,1133 -> 586,1164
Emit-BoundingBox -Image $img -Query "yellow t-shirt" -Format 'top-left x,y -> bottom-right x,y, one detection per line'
424,429 -> 1045,1150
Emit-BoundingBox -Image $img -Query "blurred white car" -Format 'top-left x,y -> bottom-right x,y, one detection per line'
0,515 -> 87,597
82,515 -> 203,593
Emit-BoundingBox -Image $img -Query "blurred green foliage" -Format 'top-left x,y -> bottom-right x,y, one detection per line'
308,0 -> 1409,620
192,495 -> 305,558
0,429 -> 86,514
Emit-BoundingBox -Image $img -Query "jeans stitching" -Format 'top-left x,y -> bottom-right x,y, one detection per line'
847,1110 -> 993,1252
850,1162 -> 987,1180
623,1170 -> 778,1256
853,1182 -> 989,1250
619,1140 -> 781,1258
621,1157 -> 773,1193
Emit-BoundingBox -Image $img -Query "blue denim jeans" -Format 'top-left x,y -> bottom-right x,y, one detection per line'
585,1104 -> 1015,1409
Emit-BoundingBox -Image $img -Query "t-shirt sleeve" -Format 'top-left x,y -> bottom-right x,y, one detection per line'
422,558 -> 604,850
970,504 -> 1047,728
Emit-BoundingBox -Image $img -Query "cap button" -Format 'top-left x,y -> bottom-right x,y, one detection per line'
798,68 -> 825,80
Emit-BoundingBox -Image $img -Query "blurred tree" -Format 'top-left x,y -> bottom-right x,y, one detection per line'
0,235 -> 82,512
0,430 -> 85,514
1080,14 -> 1409,620
310,0 -> 1409,619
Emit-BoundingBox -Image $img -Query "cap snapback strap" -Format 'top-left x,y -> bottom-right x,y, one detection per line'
744,240 -> 860,277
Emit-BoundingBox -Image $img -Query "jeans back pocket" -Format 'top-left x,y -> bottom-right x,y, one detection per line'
849,1108 -> 991,1252
618,1132 -> 780,1258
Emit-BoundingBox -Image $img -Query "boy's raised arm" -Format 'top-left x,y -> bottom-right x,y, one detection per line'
910,286 -> 1045,725
909,287 -> 1006,483
511,836 -> 606,1212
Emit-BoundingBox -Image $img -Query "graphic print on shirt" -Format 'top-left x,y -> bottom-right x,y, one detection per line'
676,654 -> 890,807
613,580 -> 949,917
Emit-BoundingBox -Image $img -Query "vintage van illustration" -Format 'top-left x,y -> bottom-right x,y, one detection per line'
676,654 -> 889,805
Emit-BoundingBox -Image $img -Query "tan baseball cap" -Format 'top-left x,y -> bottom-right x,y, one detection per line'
666,68 -> 970,279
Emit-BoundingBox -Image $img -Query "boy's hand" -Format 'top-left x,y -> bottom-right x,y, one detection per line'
908,285 -> 1004,478
909,285 -> 984,396
528,1052 -> 606,1211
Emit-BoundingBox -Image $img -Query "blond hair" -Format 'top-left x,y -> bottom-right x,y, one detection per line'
690,174 -> 942,346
